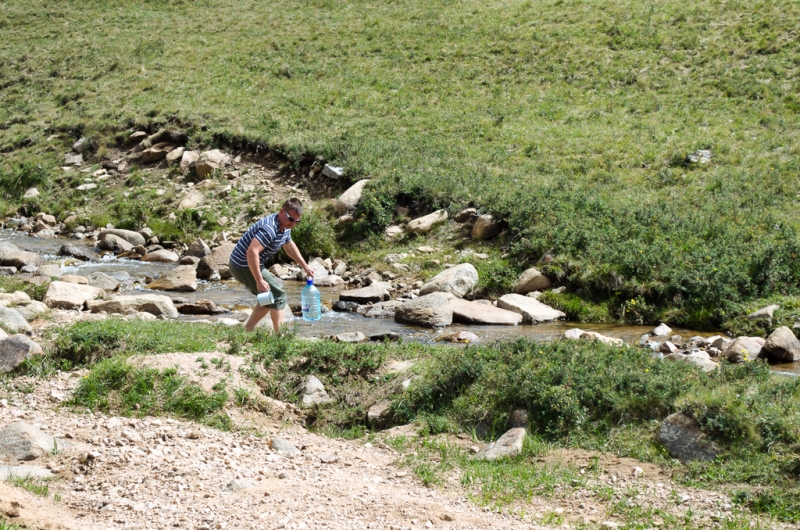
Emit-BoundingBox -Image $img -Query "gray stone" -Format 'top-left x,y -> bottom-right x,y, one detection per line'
179,150 -> 199,172
36,264 -> 62,278
660,341 -> 679,354
223,479 -> 257,492
147,265 -> 198,292
98,229 -> 146,247
141,249 -> 180,263
319,453 -> 339,464
185,239 -> 211,258
0,250 -> 44,269
513,267 -> 552,295
86,294 -> 179,319
334,179 -> 370,215
98,233 -> 134,253
0,267 -> 17,276
578,331 -> 626,347
0,422 -> 66,461
367,400 -> 393,429
476,428 -> 525,460
271,436 -> 301,454
368,332 -> 400,342
141,142 -> 174,163
313,275 -> 344,287
562,328 -> 585,340
302,375 -> 332,405
335,332 -> 366,343
85,272 -> 120,291
449,298 -> 522,325
43,281 -> 103,310
471,214 -> 501,240
57,243 -> 93,261
332,260 -> 347,276
196,242 -> 235,280
394,292 -> 453,328
384,225 -> 404,240
496,294 -> 565,323
333,301 -> 359,312
177,300 -> 226,315
0,335 -> 43,372
322,164 -> 344,179
659,412 -> 719,462
440,331 -> 480,343
13,301 -> 48,321
652,323 -> 673,337
724,336 -> 764,363
357,301 -> 404,318
406,210 -> 448,235
339,284 -> 391,304
454,208 -> 477,223
685,150 -> 712,165
194,149 -> 230,179
178,190 -> 205,210
419,263 -> 478,298
0,307 -> 32,333
166,146 -> 185,165
681,353 -> 718,372
64,152 -> 82,166
764,326 -> 800,363
748,304 -> 780,321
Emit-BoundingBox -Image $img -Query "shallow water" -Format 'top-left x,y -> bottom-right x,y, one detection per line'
4,229 -> 798,373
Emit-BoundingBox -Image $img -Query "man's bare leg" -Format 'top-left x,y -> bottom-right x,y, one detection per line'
269,308 -> 284,333
245,305 -> 270,332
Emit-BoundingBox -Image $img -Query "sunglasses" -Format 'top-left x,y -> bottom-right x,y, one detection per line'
284,209 -> 300,224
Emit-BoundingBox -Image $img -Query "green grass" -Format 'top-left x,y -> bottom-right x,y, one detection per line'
1,0 -> 799,323
0,520 -> 25,530
6,474 -> 49,497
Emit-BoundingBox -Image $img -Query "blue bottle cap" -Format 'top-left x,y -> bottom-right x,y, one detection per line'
306,278 -> 314,285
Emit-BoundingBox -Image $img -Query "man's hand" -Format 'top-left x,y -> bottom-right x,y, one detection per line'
256,278 -> 271,293
303,264 -> 315,279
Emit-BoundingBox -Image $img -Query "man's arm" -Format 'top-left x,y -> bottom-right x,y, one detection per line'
246,238 -> 270,293
283,241 -> 315,277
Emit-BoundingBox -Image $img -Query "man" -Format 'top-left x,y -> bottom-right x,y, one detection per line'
229,198 -> 315,332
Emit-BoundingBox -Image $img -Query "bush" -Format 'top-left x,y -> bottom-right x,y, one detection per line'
288,206 -> 337,258
0,161 -> 49,198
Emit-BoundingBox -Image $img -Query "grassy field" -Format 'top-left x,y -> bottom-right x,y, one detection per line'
1,0 -> 799,322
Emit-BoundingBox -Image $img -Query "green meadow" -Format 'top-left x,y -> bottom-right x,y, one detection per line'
1,0 -> 799,322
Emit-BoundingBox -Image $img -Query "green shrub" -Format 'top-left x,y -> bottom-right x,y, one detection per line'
0,161 -> 49,198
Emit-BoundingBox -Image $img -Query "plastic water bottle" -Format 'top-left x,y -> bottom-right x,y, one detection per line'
301,279 -> 321,321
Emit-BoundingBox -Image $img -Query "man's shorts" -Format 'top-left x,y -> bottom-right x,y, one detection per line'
228,261 -> 287,310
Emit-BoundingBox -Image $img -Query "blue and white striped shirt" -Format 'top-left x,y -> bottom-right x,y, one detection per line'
230,214 -> 292,268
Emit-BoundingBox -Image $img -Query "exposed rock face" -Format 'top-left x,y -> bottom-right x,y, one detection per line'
419,263 -> 478,298
0,422 -> 67,461
0,307 -> 32,333
141,250 -> 180,263
0,335 -> 43,372
86,272 -> 120,291
496,294 -> 566,323
147,265 -> 198,292
197,242 -> 235,280
334,179 -> 370,215
302,375 -> 332,406
406,210 -> 448,235
339,284 -> 391,304
394,293 -> 453,328
42,281 -> 103,310
86,294 -> 178,319
98,229 -> 146,247
471,214 -> 501,240
724,336 -> 764,363
659,413 -> 720,462
476,428 -> 525,460
763,326 -> 800,362
513,267 -> 552,295
449,299 -> 522,325
57,243 -> 93,261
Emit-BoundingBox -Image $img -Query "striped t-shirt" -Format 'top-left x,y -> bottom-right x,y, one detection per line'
230,213 -> 292,268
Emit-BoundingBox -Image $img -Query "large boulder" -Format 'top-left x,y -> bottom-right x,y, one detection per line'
513,267 -> 552,295
724,336 -> 764,363
496,294 -> 565,323
394,292 -> 453,327
85,272 -> 120,291
406,210 -> 448,235
0,335 -> 43,373
13,301 -> 48,321
98,229 -> 146,247
658,412 -> 720,462
36,264 -> 62,278
471,214 -> 501,240
449,299 -> 522,325
334,179 -> 370,215
194,149 -> 230,178
147,265 -> 198,292
475,428 -> 525,460
86,294 -> 178,319
185,238 -> 211,258
197,242 -> 235,280
0,422 -> 67,461
419,263 -> 478,298
42,281 -> 103,310
357,300 -> 404,318
339,284 -> 391,304
56,243 -> 93,261
98,233 -> 134,253
0,307 -> 32,333
763,326 -> 800,362
0,249 -> 44,269
141,249 -> 180,263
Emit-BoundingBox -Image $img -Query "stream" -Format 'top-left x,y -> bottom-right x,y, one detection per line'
4,230 -> 799,375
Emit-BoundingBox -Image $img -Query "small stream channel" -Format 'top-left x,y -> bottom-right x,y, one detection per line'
4,230 -> 799,375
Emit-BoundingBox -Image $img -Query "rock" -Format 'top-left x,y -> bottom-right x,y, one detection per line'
496,294 -> 565,323
0,335 -> 43,372
312,275 -> 344,288
60,275 -> 88,285
42,281 -> 103,310
129,131 -> 147,143
454,208 -> 477,223
196,242 -> 235,280
651,323 -> 672,337
0,266 -> 16,276
332,260 -> 347,276
321,164 -> 344,179
0,422 -> 67,461
724,336 -> 764,363
178,190 -> 205,210
513,267 -> 552,295
0,307 -> 32,333
98,233 -> 134,253
36,264 -> 62,278
271,437 -> 300,454
763,326 -> 800,362
175,150 -> 199,172
561,328 -> 584,340
147,265 -> 197,292
0,250 -> 44,269
748,304 -> 780,321
194,149 -> 230,178
76,183 -> 97,191
395,293 -> 453,327
449,299 -> 522,325
185,239 -> 211,258
509,409 -> 528,429
13,301 -> 48,321
660,341 -> 679,354
475,428 -> 525,460
98,229 -> 146,247
339,284 -> 391,304
367,400 -> 393,429
579,331 -> 626,347
685,150 -> 712,165
658,412 -> 719,462
23,188 -> 40,199
0,465 -> 55,481
471,214 -> 501,240
31,220 -> 49,233
419,263 -> 478,298
302,375 -> 332,406
86,294 -> 179,319
357,300 -> 404,318
681,353 -> 718,372
333,301 -> 359,312
319,453 -> 339,464
141,142 -> 174,163
178,300 -> 226,315
166,147 -> 185,165
141,249 -> 180,263
0,292 -> 30,305
406,210 -> 448,235
440,331 -> 479,343
85,272 -> 120,291
368,332 -> 400,342
57,243 -> 93,261
335,332 -> 366,343
224,479 -> 257,492
384,225 -> 404,240
334,179 -> 370,214
64,152 -> 82,166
